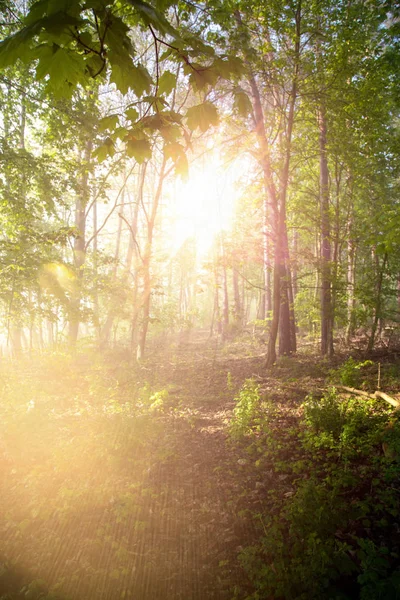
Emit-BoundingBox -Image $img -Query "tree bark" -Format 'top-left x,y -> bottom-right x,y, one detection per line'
233,267 -> 242,327
318,103 -> 333,356
137,158 -> 167,359
68,139 -> 92,346
367,252 -> 388,353
346,235 -> 356,344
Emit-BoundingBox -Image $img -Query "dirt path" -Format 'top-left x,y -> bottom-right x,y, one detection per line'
125,346 -> 266,599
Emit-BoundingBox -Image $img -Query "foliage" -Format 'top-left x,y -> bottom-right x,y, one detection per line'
330,358 -> 375,389
229,379 -> 262,440
232,380 -> 400,600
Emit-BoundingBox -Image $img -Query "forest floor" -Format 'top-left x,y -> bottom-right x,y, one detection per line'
1,332 -> 400,600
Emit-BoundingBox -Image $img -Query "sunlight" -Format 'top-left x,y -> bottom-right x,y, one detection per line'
170,152 -> 238,257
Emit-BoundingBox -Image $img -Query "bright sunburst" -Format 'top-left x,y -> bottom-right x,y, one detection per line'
170,152 -> 239,257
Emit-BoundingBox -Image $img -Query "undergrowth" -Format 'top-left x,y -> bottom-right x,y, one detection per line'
230,365 -> 400,600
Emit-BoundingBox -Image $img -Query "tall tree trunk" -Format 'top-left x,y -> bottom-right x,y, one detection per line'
292,228 -> 299,299
367,252 -> 388,353
233,268 -> 242,327
137,158 -> 167,359
345,204 -> 356,344
268,2 -> 301,364
210,262 -> 221,338
222,262 -> 229,339
281,226 -> 297,353
92,195 -> 100,339
330,159 -> 341,349
68,139 -> 92,346
100,184 -> 126,344
318,103 -> 333,356
130,164 -> 146,351
235,5 -> 301,366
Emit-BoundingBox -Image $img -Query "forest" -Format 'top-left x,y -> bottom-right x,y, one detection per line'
0,0 -> 400,598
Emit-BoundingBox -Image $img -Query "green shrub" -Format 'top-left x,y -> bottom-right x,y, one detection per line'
229,380 -> 262,440
303,388 -> 388,458
330,358 -> 374,389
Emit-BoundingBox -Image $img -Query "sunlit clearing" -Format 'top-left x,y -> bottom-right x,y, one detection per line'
170,153 -> 239,257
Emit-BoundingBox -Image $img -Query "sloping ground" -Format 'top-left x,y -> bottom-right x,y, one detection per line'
0,338 -> 399,599
0,339 -> 268,600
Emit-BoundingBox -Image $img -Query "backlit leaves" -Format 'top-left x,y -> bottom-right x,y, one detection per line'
233,89 -> 253,117
186,102 -> 219,133
126,137 -> 152,163
109,59 -> 153,96
93,137 -> 115,162
127,0 -> 176,36
164,142 -> 188,178
35,44 -> 86,97
99,115 -> 119,132
158,70 -> 176,96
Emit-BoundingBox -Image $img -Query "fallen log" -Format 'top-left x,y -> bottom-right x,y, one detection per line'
336,385 -> 373,399
374,390 -> 400,409
336,385 -> 400,409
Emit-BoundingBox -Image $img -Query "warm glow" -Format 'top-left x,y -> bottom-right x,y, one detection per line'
169,153 -> 239,257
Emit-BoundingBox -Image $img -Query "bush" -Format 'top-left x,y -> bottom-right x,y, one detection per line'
330,358 -> 374,389
229,380 -> 262,440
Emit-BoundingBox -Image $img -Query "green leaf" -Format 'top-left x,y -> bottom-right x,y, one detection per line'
164,142 -> 188,178
186,102 -> 219,133
99,114 -> 119,132
41,12 -> 84,34
106,15 -> 134,61
35,44 -> 86,97
188,65 -> 218,91
233,89 -> 253,117
164,141 -> 185,161
126,137 -> 152,163
48,0 -> 82,15
158,70 -> 176,96
214,56 -> 245,80
131,64 -> 153,96
0,25 -> 40,68
85,54 -> 105,77
126,107 -> 139,122
93,137 -> 115,162
159,124 -> 181,142
111,126 -> 129,141
109,55 -> 152,96
127,0 -> 176,36
84,0 -> 111,8
24,0 -> 49,25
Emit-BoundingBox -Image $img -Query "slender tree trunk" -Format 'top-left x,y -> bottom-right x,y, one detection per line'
330,159 -> 341,348
222,262 -> 229,339
233,268 -> 241,327
281,226 -> 297,352
397,276 -> 400,313
318,103 -> 333,356
92,195 -> 100,339
100,185 -> 126,344
235,4 -> 301,365
130,164 -> 146,351
210,262 -> 221,338
269,2 -> 301,364
292,228 -> 298,299
367,252 -> 388,353
346,202 -> 356,344
137,158 -> 167,359
69,139 -> 92,346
